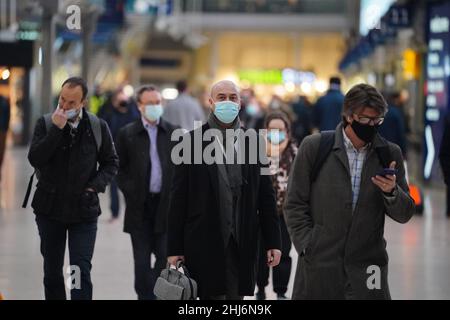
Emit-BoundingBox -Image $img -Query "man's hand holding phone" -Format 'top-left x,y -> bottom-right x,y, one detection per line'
372,161 -> 398,194
52,105 -> 68,129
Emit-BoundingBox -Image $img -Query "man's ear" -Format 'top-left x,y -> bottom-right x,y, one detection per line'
136,102 -> 143,113
208,97 -> 215,110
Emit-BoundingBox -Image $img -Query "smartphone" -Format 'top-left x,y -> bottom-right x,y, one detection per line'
377,168 -> 398,177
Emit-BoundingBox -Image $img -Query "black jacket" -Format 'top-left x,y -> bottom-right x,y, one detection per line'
28,109 -> 119,223
440,116 -> 450,185
116,118 -> 179,234
167,123 -> 281,298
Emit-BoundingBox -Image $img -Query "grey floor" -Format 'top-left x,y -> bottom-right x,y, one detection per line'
0,147 -> 449,300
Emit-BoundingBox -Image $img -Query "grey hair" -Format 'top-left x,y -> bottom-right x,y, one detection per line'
342,83 -> 388,123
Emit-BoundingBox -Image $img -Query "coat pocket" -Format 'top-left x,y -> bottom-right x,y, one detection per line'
79,191 -> 101,219
31,185 -> 56,215
305,225 -> 323,258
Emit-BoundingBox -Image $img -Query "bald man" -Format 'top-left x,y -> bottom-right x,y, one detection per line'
167,80 -> 282,300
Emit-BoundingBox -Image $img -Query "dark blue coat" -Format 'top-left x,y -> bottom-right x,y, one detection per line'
100,103 -> 140,142
313,89 -> 344,132
378,105 -> 406,156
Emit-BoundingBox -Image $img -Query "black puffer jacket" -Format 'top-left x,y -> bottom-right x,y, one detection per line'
28,109 -> 119,223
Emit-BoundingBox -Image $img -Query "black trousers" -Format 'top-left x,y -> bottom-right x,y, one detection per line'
202,237 -> 243,300
130,193 -> 167,300
256,215 -> 292,295
36,215 -> 97,300
109,178 -> 120,218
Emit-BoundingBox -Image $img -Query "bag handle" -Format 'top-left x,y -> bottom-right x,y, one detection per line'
22,171 -> 36,208
175,261 -> 196,300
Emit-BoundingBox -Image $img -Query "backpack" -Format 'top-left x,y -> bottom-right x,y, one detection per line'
310,131 -> 392,184
21,112 -> 102,208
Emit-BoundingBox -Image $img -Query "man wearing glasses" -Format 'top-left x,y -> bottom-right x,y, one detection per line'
285,83 -> 415,300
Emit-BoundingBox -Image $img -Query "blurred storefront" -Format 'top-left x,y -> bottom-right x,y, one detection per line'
1,0 -> 130,144
53,0 -> 127,96
191,32 -> 346,105
0,40 -> 33,146
125,0 -> 357,105
339,0 -> 429,181
423,0 -> 450,183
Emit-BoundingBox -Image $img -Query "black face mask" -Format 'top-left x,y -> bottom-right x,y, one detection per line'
350,120 -> 379,143
119,101 -> 128,108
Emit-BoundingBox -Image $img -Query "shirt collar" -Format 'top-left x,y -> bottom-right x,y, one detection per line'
141,116 -> 160,130
68,108 -> 83,128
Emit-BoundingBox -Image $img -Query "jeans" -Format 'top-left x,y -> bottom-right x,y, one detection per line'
130,193 -> 167,300
36,215 -> 97,300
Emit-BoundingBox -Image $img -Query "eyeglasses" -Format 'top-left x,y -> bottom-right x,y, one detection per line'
354,114 -> 385,126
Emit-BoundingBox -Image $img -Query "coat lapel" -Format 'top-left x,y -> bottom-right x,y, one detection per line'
134,120 -> 150,189
354,134 -> 389,210
157,120 -> 169,177
202,123 -> 220,204
332,124 -> 351,178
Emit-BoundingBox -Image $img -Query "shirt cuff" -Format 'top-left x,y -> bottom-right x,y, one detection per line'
383,186 -> 398,203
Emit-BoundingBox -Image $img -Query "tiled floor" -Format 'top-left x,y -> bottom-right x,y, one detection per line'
1,147 -> 449,300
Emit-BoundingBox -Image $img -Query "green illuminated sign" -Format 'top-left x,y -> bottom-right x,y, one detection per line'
238,69 -> 283,84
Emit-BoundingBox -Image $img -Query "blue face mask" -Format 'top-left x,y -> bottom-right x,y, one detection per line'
144,104 -> 163,122
214,101 -> 240,124
64,106 -> 81,120
267,130 -> 287,145
245,104 -> 259,116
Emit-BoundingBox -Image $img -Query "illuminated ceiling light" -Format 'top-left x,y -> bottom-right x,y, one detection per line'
1,69 -> 10,80
123,85 -> 134,98
134,0 -> 149,14
223,73 -> 239,84
300,82 -> 312,94
367,73 -> 377,86
385,74 -> 395,87
39,47 -> 42,65
162,88 -> 178,100
314,80 -> 328,94
285,82 -> 296,93
274,85 -> 286,97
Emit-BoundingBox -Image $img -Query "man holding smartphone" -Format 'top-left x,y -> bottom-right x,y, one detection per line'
285,83 -> 415,300
28,77 -> 119,300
